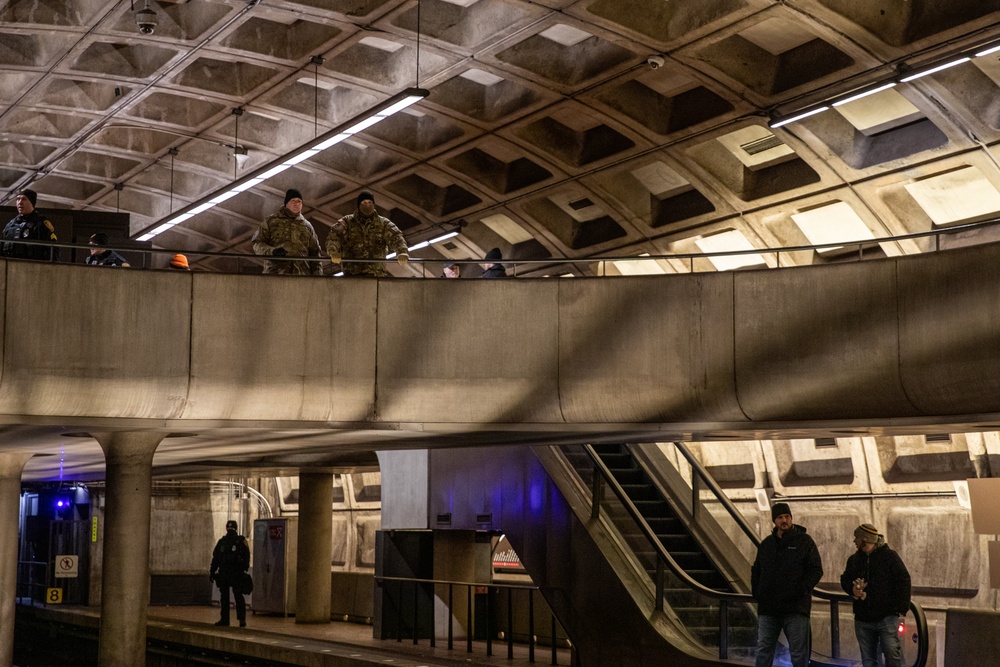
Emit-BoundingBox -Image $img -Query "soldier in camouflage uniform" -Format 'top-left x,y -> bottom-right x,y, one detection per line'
326,191 -> 409,277
1,188 -> 59,261
252,188 -> 322,275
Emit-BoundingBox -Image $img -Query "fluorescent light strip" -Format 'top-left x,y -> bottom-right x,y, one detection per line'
832,83 -> 897,107
900,57 -> 970,82
283,149 -> 320,166
408,241 -> 429,252
428,231 -> 459,244
386,252 -> 397,259
133,87 -> 429,241
770,106 -> 829,129
976,44 -> 1000,57
232,178 -> 264,193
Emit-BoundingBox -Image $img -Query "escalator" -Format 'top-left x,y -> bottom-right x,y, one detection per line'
565,443 -> 758,655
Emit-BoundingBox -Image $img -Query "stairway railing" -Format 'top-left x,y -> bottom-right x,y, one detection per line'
582,442 -> 930,667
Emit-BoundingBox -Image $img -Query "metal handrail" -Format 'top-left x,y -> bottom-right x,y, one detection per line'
669,441 -> 761,548
373,574 -> 568,665
584,444 -> 752,604
4,214 -> 1000,272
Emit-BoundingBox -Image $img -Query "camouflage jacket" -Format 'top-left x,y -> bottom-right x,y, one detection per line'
252,207 -> 321,275
326,210 -> 407,277
1,211 -> 59,261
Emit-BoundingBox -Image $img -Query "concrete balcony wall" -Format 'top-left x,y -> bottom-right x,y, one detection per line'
4,241 -> 1000,430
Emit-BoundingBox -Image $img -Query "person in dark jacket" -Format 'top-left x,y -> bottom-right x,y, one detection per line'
751,502 -> 823,667
1,188 -> 59,261
85,233 -> 130,267
480,247 -> 507,278
839,523 -> 911,667
209,520 -> 250,627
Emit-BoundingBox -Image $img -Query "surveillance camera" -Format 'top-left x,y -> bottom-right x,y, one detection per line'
647,55 -> 665,70
135,6 -> 157,35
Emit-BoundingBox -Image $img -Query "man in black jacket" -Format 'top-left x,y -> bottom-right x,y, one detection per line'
751,502 -> 823,667
840,523 -> 911,667
209,520 -> 250,627
1,189 -> 59,261
480,247 -> 507,278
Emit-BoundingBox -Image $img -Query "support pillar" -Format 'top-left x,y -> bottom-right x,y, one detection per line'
0,451 -> 32,667
295,470 -> 332,623
94,431 -> 163,667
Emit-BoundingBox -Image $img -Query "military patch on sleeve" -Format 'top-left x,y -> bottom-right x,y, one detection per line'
44,220 -> 55,232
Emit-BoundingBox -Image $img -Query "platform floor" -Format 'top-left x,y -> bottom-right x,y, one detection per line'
21,602 -> 573,667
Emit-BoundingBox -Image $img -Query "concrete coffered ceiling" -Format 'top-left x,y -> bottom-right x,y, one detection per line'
4,0 -> 1000,277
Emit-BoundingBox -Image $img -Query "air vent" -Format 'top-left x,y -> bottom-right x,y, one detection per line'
741,134 -> 784,155
814,437 -> 838,449
925,433 -> 952,443
568,197 -> 594,210
436,513 -> 452,525
476,513 -> 493,524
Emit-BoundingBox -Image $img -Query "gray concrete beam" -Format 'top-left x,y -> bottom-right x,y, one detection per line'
4,244 -> 1000,432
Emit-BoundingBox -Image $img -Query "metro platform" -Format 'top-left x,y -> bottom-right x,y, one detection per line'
14,602 -> 573,667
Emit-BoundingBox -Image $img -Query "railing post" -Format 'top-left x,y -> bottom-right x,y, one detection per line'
551,615 -> 557,666
831,599 -> 840,659
487,586 -> 494,656
529,589 -> 535,663
448,583 -> 454,650
719,599 -> 729,660
591,467 -> 602,520
508,587 -> 514,659
396,580 -> 403,642
655,558 -> 665,612
467,585 -> 473,654
412,580 -> 419,645
691,473 -> 700,520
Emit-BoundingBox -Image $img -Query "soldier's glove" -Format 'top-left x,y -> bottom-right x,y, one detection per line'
397,254 -> 409,266
329,253 -> 342,264
272,247 -> 287,257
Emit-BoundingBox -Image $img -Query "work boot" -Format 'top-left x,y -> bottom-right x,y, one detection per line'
214,620 -> 229,627
239,619 -> 246,627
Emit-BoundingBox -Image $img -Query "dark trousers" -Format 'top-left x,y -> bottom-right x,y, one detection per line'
218,578 -> 245,624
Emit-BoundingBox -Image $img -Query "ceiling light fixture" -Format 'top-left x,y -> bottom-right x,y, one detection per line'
134,87 -> 429,242
769,105 -> 829,128
769,39 -> 1000,129
899,57 -> 971,82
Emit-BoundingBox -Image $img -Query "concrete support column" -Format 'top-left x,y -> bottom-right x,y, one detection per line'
0,452 -> 32,667
295,470 -> 332,624
94,431 -> 163,667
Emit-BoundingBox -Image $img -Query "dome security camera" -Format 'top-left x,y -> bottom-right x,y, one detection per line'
135,4 -> 157,35
647,55 -> 665,70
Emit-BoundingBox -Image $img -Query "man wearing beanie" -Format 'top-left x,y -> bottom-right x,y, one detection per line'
479,247 -> 507,278
1,188 -> 59,262
840,523 -> 911,667
251,188 -> 321,275
326,190 -> 409,277
751,502 -> 823,667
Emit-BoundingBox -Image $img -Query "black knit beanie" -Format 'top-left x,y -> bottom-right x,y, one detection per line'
284,188 -> 303,205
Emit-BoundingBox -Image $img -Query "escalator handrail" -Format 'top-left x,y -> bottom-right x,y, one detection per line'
668,441 -> 762,548
583,444 -> 753,603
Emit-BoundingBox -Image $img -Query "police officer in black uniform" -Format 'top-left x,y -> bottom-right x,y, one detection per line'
209,519 -> 250,627
1,188 -> 59,261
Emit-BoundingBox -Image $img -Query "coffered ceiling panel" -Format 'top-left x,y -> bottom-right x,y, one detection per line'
1,0 -> 1000,275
